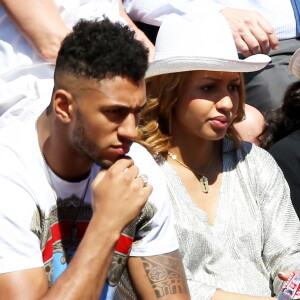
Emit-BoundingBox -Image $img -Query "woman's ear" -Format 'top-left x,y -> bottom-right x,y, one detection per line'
53,89 -> 75,123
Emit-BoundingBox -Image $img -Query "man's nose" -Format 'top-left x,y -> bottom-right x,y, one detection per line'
118,114 -> 139,140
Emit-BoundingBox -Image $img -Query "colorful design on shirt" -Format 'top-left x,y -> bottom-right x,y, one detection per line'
31,198 -> 156,296
106,201 -> 157,287
100,282 -> 117,300
31,195 -> 92,285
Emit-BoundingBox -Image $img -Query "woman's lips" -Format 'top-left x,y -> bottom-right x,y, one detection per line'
209,117 -> 230,129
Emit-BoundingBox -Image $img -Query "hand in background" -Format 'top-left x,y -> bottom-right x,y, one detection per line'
220,7 -> 279,57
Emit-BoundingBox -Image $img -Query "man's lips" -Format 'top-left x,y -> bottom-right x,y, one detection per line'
112,145 -> 131,155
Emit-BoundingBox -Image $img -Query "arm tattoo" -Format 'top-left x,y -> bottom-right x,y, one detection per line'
141,251 -> 189,297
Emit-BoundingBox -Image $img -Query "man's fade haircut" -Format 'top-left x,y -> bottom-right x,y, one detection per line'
54,17 -> 149,83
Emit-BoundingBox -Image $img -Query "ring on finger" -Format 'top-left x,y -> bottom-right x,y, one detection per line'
138,174 -> 148,187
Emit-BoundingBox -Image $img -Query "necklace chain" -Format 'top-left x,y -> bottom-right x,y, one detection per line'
167,151 -> 212,193
35,119 -> 91,249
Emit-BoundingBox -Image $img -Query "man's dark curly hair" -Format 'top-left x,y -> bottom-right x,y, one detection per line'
261,81 -> 300,149
54,17 -> 149,82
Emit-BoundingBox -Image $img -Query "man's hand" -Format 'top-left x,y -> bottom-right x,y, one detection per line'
0,158 -> 152,300
91,157 -> 153,233
220,7 -> 279,57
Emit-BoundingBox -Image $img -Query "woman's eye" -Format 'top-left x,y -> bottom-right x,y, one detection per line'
229,84 -> 240,91
200,85 -> 214,91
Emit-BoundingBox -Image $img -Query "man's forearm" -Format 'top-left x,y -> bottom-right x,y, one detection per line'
118,0 -> 154,60
2,0 -> 70,62
42,215 -> 122,299
0,216 -> 122,300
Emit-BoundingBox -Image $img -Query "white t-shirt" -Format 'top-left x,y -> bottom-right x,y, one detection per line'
0,117 -> 178,299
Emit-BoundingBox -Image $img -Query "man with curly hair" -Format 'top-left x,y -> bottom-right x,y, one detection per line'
0,18 -> 190,300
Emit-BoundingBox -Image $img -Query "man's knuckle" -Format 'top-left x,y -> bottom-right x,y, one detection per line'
243,18 -> 254,26
266,29 -> 275,36
258,35 -> 269,45
232,31 -> 242,39
250,41 -> 260,49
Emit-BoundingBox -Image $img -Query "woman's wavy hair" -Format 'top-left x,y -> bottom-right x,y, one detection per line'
261,81 -> 300,149
138,71 -> 245,156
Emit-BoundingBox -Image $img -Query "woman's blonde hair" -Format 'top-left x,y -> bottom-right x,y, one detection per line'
138,71 -> 246,155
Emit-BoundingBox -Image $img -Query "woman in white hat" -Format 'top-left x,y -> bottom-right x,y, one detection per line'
136,13 -> 300,300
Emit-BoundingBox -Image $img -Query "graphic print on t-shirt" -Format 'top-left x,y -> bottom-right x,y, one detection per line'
31,194 -> 92,284
30,197 -> 156,294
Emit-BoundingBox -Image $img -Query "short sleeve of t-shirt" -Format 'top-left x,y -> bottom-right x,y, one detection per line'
0,173 -> 43,273
0,121 -> 50,274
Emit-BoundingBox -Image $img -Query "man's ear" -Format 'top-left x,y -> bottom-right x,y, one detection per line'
53,89 -> 75,123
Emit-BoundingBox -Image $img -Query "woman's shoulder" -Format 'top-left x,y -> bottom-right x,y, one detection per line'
224,138 -> 269,159
223,138 -> 279,171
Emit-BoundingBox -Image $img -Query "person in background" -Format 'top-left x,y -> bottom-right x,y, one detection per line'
123,0 -> 300,114
234,104 -> 266,146
123,13 -> 300,300
0,0 -> 154,125
0,18 -> 189,300
261,48 -> 300,217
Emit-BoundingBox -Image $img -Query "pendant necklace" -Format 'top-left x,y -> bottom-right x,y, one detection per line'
167,151 -> 213,193
36,120 -> 91,258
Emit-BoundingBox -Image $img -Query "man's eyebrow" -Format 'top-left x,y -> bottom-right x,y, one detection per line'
103,103 -> 128,108
102,101 -> 147,111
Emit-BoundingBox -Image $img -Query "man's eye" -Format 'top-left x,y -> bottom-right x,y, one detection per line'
106,108 -> 125,114
136,106 -> 144,114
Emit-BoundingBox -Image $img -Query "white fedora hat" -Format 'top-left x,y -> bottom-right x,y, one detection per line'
289,48 -> 300,79
146,13 -> 271,79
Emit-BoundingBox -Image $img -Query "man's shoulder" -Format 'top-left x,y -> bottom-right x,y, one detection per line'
0,119 -> 39,173
128,142 -> 158,170
129,142 -> 165,183
128,142 -> 150,156
0,118 -> 34,143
